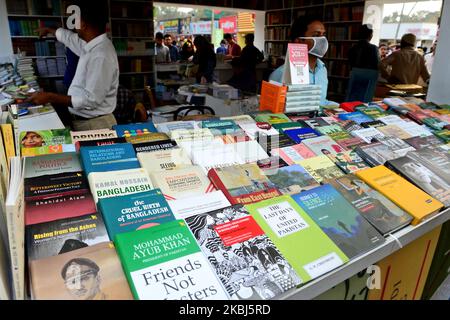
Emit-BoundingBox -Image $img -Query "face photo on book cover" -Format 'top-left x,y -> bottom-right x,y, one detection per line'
185,206 -> 301,300
20,129 -> 71,149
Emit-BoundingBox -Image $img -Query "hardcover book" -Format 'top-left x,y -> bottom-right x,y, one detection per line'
254,113 -> 291,124
351,128 -> 385,144
377,125 -> 412,140
24,152 -> 82,179
271,122 -> 305,133
298,155 -> 345,183
155,121 -> 200,134
326,151 -> 370,173
316,125 -> 352,141
360,120 -> 387,129
25,193 -> 97,226
19,128 -> 72,156
80,143 -> 140,176
394,121 -> 434,137
137,149 -> 192,173
340,120 -> 363,132
149,166 -> 215,201
263,164 -> 320,195
336,137 -> 366,150
113,122 -> 157,137
70,129 -> 118,143
185,206 -> 302,299
125,133 -> 170,145
326,175 -> 412,235
98,190 -> 176,240
132,139 -> 178,153
338,112 -> 374,125
257,132 -> 297,155
271,144 -> 316,165
356,143 -> 402,166
29,242 -> 133,300
26,212 -> 109,261
300,118 -> 332,129
292,185 -> 385,259
201,120 -> 241,136
239,122 -> 279,140
208,163 -> 281,205
246,195 -> 348,282
375,137 -> 416,157
77,137 -> 127,149
115,220 -> 229,300
283,128 -> 321,144
403,136 -> 443,150
434,129 -> 450,143
355,166 -> 444,225
378,115 -> 405,125
302,136 -> 346,156
88,168 -> 154,203
169,191 -> 231,220
356,106 -> 388,119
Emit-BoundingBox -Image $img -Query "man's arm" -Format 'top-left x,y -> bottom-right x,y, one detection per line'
55,28 -> 85,57
420,56 -> 431,83
28,92 -> 72,107
379,54 -> 394,80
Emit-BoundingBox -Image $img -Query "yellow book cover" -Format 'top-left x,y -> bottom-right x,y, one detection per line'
0,130 -> 9,196
1,124 -> 16,165
356,166 -> 444,225
368,226 -> 442,300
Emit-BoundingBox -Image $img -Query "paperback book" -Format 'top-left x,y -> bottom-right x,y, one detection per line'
326,151 -> 369,174
137,148 -> 192,173
283,128 -> 321,144
264,164 -> 320,195
271,144 -> 316,165
302,136 -> 346,156
298,155 -> 345,183
132,139 -> 178,153
113,123 -> 157,137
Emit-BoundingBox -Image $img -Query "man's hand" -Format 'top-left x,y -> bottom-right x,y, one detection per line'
27,92 -> 52,105
35,27 -> 57,38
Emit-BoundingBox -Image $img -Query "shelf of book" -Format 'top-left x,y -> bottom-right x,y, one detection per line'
280,208 -> 450,300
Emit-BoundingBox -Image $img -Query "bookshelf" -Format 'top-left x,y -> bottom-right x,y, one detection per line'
264,0 -> 366,102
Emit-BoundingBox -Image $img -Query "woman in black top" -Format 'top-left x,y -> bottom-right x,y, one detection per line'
193,36 -> 216,84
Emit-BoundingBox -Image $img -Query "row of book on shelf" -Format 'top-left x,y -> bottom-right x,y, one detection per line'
0,94 -> 449,300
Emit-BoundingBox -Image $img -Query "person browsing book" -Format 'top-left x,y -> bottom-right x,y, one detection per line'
28,0 -> 119,131
269,16 -> 337,106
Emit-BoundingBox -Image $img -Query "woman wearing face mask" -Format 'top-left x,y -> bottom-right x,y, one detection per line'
269,16 -> 336,106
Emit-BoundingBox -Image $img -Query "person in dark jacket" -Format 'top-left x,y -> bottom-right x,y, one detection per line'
192,36 -> 216,84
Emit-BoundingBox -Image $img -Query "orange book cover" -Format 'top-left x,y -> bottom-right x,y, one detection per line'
355,166 -> 444,225
259,81 -> 287,113
368,226 -> 442,300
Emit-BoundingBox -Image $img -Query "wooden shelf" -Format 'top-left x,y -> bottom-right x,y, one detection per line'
8,14 -> 62,19
324,0 -> 365,6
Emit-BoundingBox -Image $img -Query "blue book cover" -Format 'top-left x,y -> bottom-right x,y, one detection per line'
291,184 -> 385,259
80,143 -> 140,176
283,128 -> 321,144
338,112 -> 374,124
98,190 -> 175,241
113,122 -> 157,137
201,120 -> 241,135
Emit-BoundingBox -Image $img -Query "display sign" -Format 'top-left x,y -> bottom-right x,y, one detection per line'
190,20 -> 220,35
219,16 -> 237,34
157,19 -> 180,35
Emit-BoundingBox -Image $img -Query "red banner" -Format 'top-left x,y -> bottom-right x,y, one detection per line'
214,216 -> 265,247
219,16 -> 237,34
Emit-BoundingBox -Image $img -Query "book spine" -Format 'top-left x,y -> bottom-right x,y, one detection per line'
0,125 -> 16,167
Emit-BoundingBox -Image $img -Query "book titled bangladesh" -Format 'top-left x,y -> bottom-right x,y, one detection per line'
88,168 -> 154,203
326,151 -> 369,174
80,143 -> 140,176
113,122 -> 157,137
292,185 -> 385,259
98,190 -> 176,240
115,220 -> 229,300
19,128 -> 72,156
70,129 -> 118,144
264,164 -> 320,195
298,155 -> 345,183
326,175 -> 412,235
302,136 -> 346,156
185,206 -> 302,299
338,112 -> 374,125
132,139 -> 178,153
208,163 -> 281,205
26,212 -> 109,261
246,196 -> 348,283
283,128 -> 321,144
29,242 -> 133,300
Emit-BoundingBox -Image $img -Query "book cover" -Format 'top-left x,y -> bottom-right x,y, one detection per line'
115,220 -> 229,300
88,168 -> 154,203
113,122 -> 157,137
283,128 -> 321,144
201,120 -> 241,136
221,115 -> 256,126
340,120 -> 363,132
125,133 -> 170,145
375,137 -> 416,157
70,129 -> 118,143
271,144 -> 316,165
150,166 -> 215,201
298,155 -> 345,183
29,242 -> 133,300
338,112 -> 374,125
208,163 -> 281,205
379,115 -> 405,125
77,137 -> 127,149
133,139 -> 178,153
256,156 -> 288,171
336,137 -> 366,150
19,128 -> 72,156
377,125 -> 412,140
259,82 -> 287,114
80,143 -> 140,176
404,136 -> 443,150
411,147 -> 450,177
387,154 -> 450,207
169,191 -> 231,220
356,106 -> 388,119
137,148 -> 192,173
24,171 -> 89,202
395,121 -> 434,138
434,129 -> 450,143
302,136 -> 346,156
271,122 -> 305,133
355,166 -> 444,225
25,193 -> 97,226
170,128 -> 214,143
24,152 -> 82,179
21,144 -> 76,157
239,122 -> 279,140
254,113 -> 291,125
185,206 -> 302,299
360,120 -> 387,129
327,174 -> 412,235
351,128 -> 385,144
155,120 -> 200,135
283,43 -> 309,85
316,125 -> 352,141
300,118 -> 331,129
26,212 -> 109,261
356,143 -> 401,166
292,185 -> 385,259
368,226 -> 442,300
246,195 -> 348,282
422,118 -> 449,131
98,190 -> 176,240
257,132 -> 297,156
326,151 -> 370,174
191,144 -> 244,174
264,164 -> 320,195
1,124 -> 16,161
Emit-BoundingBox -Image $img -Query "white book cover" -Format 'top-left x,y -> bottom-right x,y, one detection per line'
351,128 -> 386,143
191,145 -> 245,174
137,148 -> 192,173
232,141 -> 270,164
170,191 -> 231,219
302,136 -> 345,156
170,128 -> 213,142
155,121 -> 200,135
395,122 -> 434,137
88,168 -> 154,203
221,115 -> 256,126
379,115 -> 405,125
238,122 -> 279,140
282,43 -> 310,85
70,129 -> 118,143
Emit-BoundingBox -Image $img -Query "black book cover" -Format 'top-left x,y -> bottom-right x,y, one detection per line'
361,121 -> 386,128
132,139 -> 178,153
26,212 -> 109,261
327,175 -> 413,235
78,137 -> 127,148
257,133 -> 296,155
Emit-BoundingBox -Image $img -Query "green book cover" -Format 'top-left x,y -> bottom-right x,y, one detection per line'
272,122 -> 305,133
115,220 -> 229,300
246,195 -> 348,283
255,113 -> 292,125
433,129 -> 450,143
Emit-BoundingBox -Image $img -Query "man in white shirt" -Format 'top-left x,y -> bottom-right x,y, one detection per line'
29,0 -> 119,131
